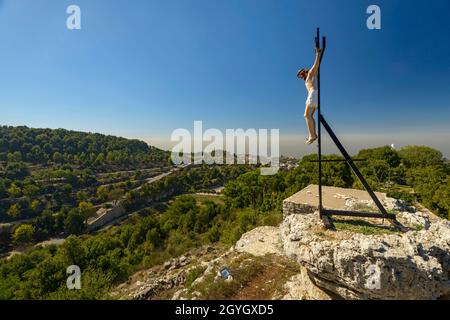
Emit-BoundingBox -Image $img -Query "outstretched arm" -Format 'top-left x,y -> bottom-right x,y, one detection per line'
308,48 -> 323,77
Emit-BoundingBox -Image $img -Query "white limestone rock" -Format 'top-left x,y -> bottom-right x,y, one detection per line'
235,226 -> 283,257
280,212 -> 450,300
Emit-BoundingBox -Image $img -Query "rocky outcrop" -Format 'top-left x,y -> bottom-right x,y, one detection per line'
114,245 -> 238,300
205,188 -> 450,300
280,204 -> 450,300
235,226 -> 334,300
133,270 -> 187,300
116,186 -> 450,301
128,255 -> 193,300
235,226 -> 283,257
282,266 -> 334,300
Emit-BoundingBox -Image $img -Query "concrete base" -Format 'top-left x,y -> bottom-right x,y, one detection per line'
283,184 -> 388,217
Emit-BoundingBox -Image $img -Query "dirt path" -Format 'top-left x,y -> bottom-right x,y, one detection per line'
232,263 -> 288,300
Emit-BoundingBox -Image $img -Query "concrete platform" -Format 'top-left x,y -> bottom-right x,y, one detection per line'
283,184 -> 388,216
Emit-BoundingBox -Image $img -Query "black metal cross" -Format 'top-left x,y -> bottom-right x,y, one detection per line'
313,28 -> 406,232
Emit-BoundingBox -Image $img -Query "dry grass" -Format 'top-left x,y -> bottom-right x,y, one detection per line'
333,218 -> 398,235
187,254 -> 301,300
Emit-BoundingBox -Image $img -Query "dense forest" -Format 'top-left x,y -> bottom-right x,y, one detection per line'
0,194 -> 279,299
0,125 -> 169,169
0,163 -> 251,255
0,126 -> 172,250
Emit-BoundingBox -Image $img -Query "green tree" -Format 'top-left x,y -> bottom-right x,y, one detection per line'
52,152 -> 64,164
432,177 -> 450,218
109,188 -> 124,206
76,191 -> 89,202
0,179 -> 7,198
78,201 -> 96,223
357,146 -> 400,167
61,183 -> 73,195
64,210 -> 85,235
7,183 -> 21,198
7,204 -> 21,218
146,228 -> 162,248
207,224 -> 221,242
59,236 -> 86,266
23,184 -> 40,197
30,199 -> 41,212
96,186 -> 109,202
399,146 -> 444,168
7,151 -> 22,162
13,224 -> 35,245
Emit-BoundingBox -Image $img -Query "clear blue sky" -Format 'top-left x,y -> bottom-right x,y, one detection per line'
0,0 -> 449,156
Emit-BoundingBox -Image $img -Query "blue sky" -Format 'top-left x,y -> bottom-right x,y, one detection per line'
0,0 -> 449,156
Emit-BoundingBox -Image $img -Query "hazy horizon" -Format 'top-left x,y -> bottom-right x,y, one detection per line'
3,121 -> 449,159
